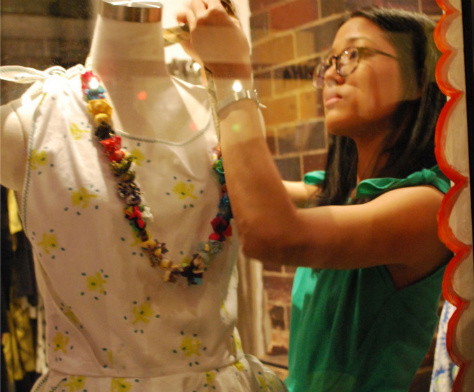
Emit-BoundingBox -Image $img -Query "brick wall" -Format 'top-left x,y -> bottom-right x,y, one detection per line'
249,0 -> 443,387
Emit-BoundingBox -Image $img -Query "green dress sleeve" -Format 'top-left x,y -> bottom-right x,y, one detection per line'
355,165 -> 450,198
303,170 -> 325,186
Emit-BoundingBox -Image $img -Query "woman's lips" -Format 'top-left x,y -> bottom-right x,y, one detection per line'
325,97 -> 342,107
324,90 -> 342,107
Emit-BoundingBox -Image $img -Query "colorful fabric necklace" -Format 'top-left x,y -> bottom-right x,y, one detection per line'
80,71 -> 232,285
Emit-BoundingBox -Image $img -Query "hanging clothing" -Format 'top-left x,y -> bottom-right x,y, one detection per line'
2,186 -> 40,390
285,166 -> 450,392
0,65 -> 286,392
430,301 -> 459,391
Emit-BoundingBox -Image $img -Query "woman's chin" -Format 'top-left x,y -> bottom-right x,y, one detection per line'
325,120 -> 352,137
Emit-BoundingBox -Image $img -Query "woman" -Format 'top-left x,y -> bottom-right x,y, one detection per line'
178,2 -> 451,391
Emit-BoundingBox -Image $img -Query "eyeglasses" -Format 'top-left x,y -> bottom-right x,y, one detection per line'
313,46 -> 398,89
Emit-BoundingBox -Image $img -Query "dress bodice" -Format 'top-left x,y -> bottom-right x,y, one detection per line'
1,64 -> 286,392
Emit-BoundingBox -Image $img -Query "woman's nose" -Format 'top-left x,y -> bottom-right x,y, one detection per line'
324,61 -> 344,86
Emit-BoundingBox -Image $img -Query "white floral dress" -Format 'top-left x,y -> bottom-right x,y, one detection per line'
0,65 -> 287,392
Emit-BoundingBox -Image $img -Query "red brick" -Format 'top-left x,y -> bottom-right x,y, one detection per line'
262,95 -> 298,127
286,305 -> 292,327
253,71 -> 273,99
283,265 -> 298,274
420,0 -> 443,15
300,89 -> 325,119
267,330 -> 290,354
277,121 -> 326,154
303,152 -> 328,173
345,0 -> 384,12
379,0 -> 419,11
263,275 -> 294,302
252,34 -> 295,70
273,67 -> 302,95
250,11 -> 270,41
267,344 -> 289,356
269,305 -> 286,329
320,0 -> 346,17
273,62 -> 315,95
295,18 -> 344,58
270,0 -> 319,31
266,134 -> 278,156
274,156 -> 302,181
250,0 -> 285,13
263,261 -> 283,272
262,96 -> 298,126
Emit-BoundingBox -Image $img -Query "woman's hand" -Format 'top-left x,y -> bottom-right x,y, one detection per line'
176,0 -> 252,79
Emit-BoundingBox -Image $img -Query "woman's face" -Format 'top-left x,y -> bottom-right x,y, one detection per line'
323,17 -> 403,138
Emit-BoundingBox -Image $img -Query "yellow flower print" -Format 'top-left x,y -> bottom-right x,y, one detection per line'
233,335 -> 243,352
257,374 -> 268,390
107,350 -> 114,366
38,233 -> 59,254
111,378 -> 132,392
61,304 -> 81,328
71,187 -> 98,208
180,335 -> 201,357
63,376 -> 86,391
173,182 -> 198,200
87,272 -> 107,294
53,332 -> 69,354
233,360 -> 245,372
220,301 -> 230,316
205,371 -> 216,386
129,148 -> 145,166
29,150 -> 48,170
230,333 -> 244,357
132,302 -> 154,325
70,123 -> 89,140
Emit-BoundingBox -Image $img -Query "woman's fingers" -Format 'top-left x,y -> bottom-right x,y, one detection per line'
177,0 -> 250,77
190,0 -> 209,17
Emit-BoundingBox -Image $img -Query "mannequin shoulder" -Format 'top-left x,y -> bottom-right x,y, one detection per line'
1,98 -> 34,191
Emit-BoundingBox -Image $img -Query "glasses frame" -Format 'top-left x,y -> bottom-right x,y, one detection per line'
313,46 -> 398,89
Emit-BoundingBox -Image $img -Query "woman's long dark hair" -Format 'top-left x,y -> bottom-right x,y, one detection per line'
315,7 -> 445,206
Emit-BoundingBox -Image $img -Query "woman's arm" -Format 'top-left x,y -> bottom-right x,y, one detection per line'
217,99 -> 448,276
283,181 -> 319,207
178,0 -> 450,280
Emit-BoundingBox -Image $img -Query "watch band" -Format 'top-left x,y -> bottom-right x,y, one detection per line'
216,89 -> 262,114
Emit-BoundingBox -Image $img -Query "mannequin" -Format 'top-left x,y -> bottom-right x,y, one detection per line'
0,0 -> 208,191
0,1 -> 286,391
87,1 -> 210,141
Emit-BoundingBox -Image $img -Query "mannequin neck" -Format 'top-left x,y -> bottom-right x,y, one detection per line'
99,0 -> 162,23
89,5 -> 168,84
86,1 -> 193,140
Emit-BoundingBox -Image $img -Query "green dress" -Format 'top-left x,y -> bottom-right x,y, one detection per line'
285,166 -> 450,392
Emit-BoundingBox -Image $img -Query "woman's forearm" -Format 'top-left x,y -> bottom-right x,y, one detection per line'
215,86 -> 298,259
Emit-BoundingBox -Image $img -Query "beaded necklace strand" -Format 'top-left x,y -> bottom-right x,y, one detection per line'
80,71 -> 232,285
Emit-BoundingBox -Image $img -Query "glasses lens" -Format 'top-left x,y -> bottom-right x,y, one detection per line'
338,48 -> 359,77
313,60 -> 328,88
